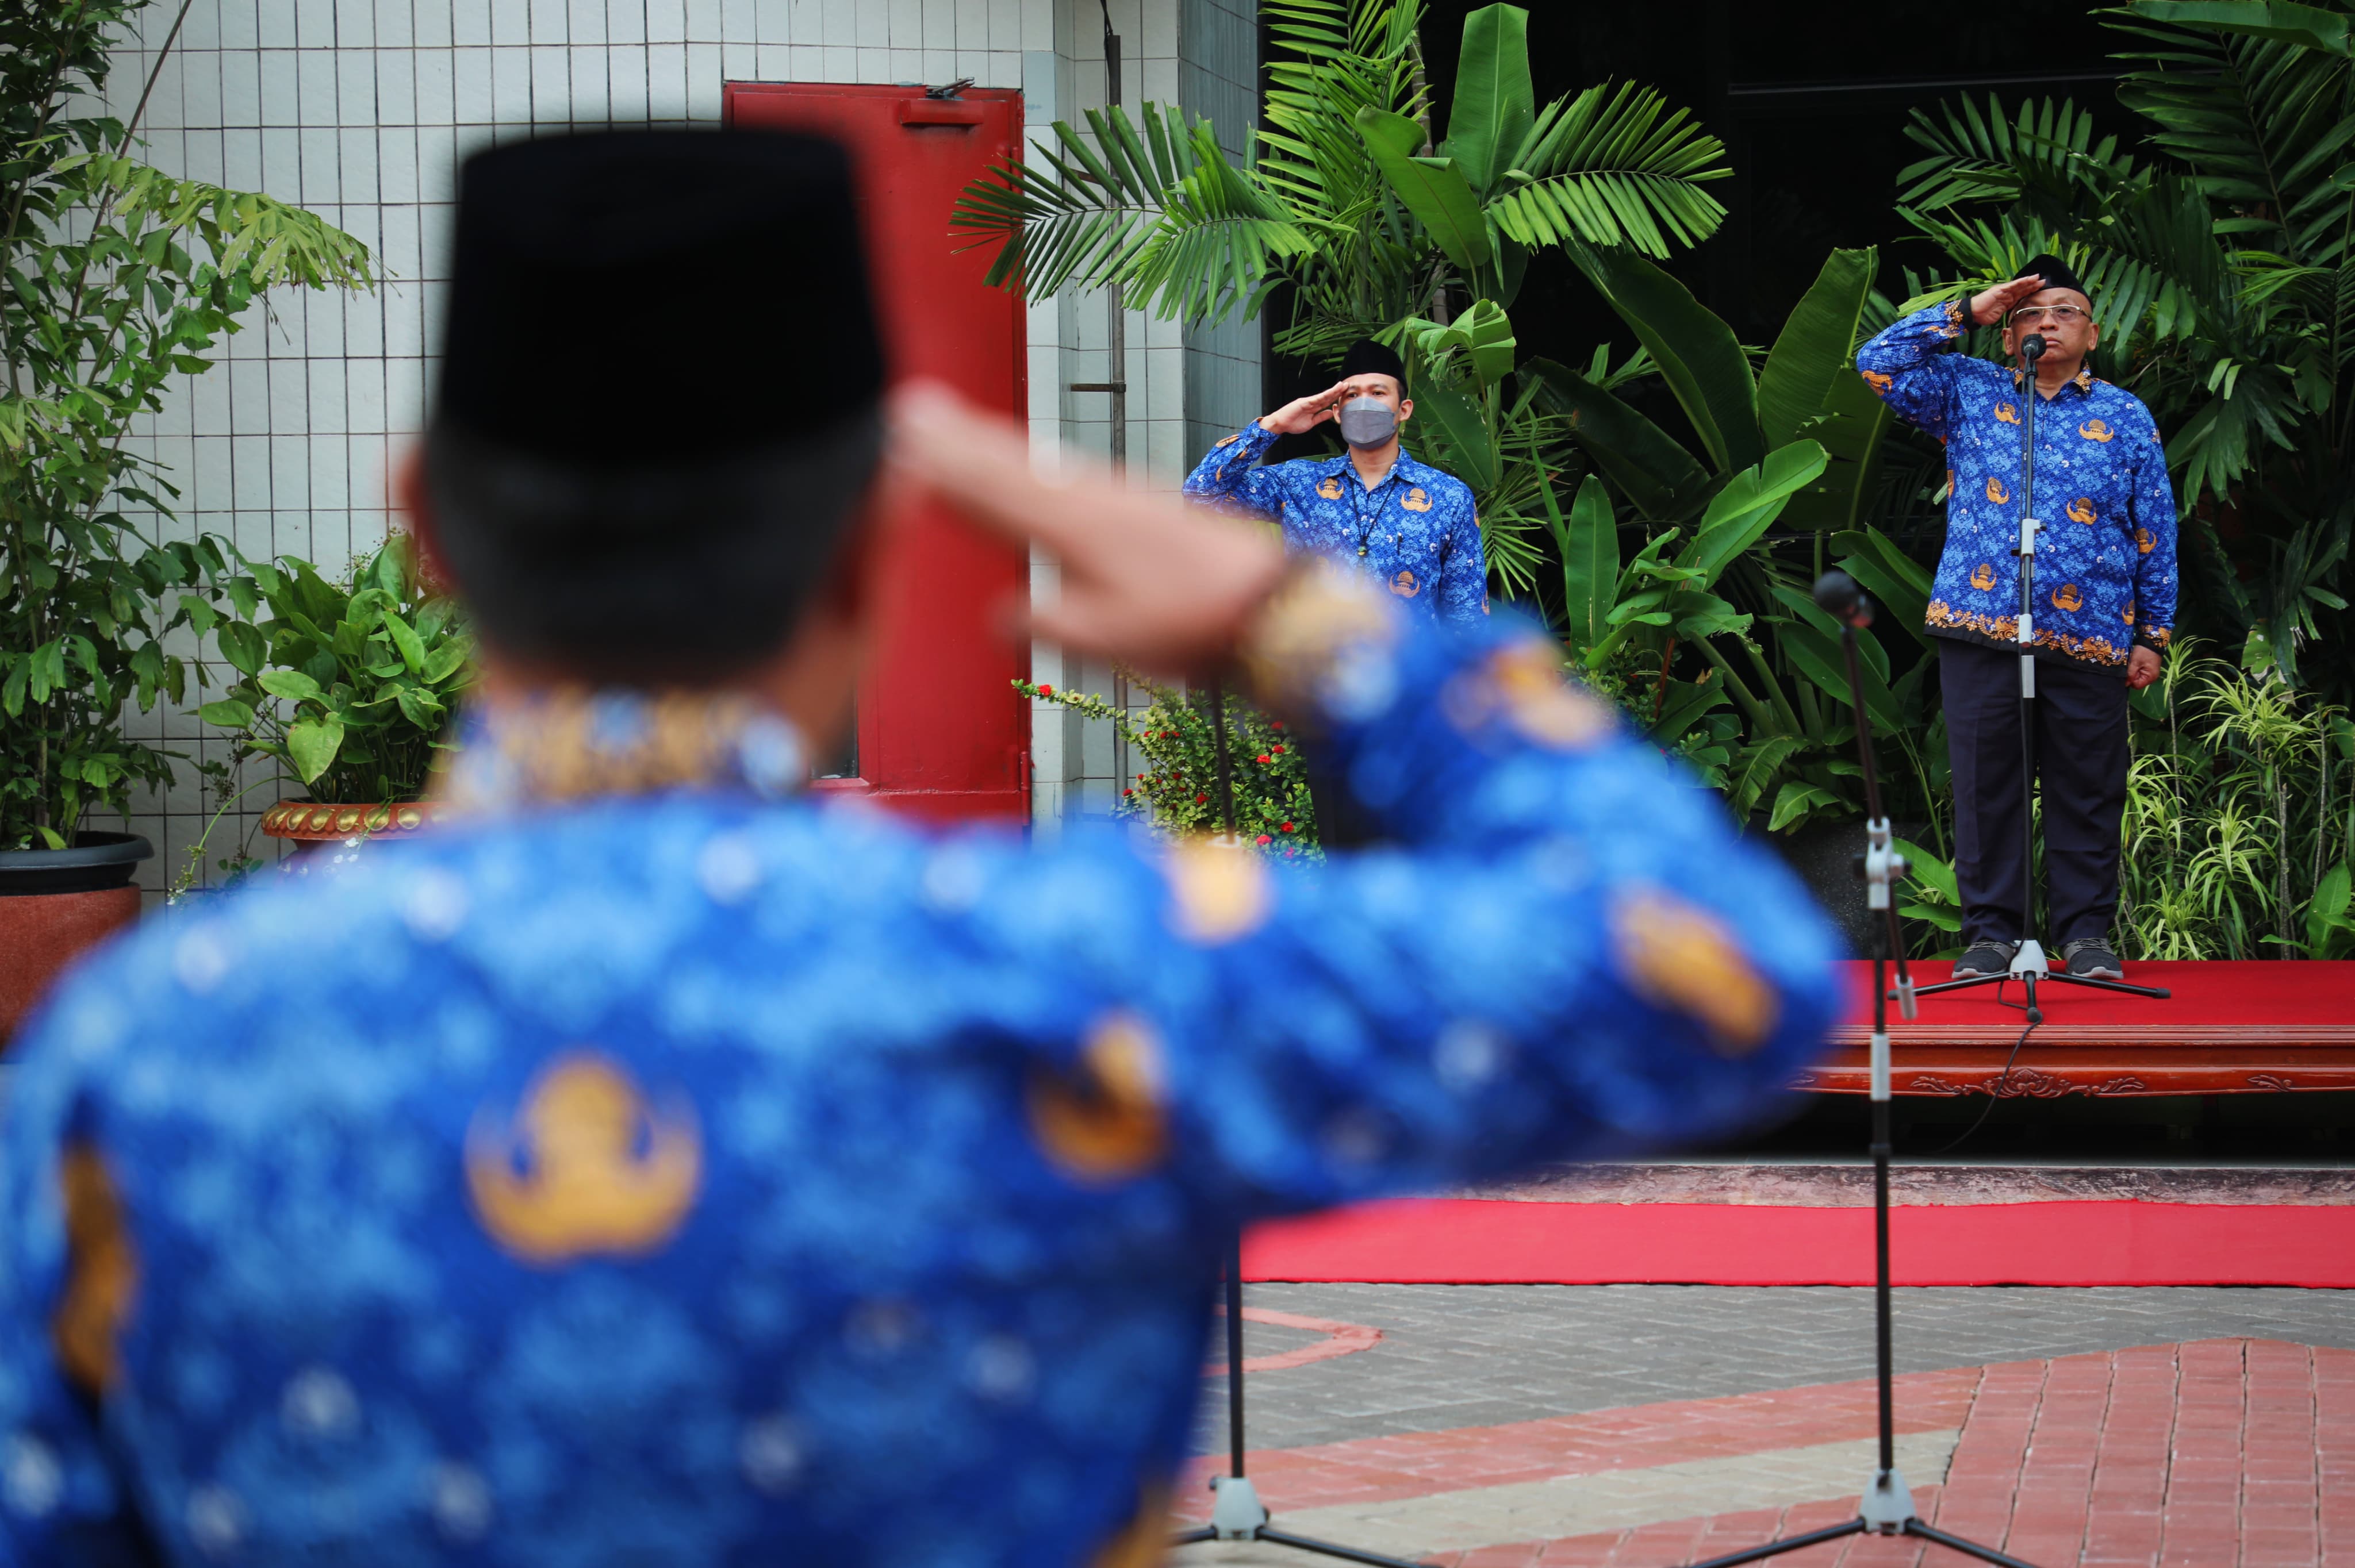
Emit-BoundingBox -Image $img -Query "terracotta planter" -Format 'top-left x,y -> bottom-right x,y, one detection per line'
0,831 -> 152,1048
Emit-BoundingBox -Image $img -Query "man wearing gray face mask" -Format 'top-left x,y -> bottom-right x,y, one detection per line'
1184,339 -> 1486,845
1183,338 -> 1486,624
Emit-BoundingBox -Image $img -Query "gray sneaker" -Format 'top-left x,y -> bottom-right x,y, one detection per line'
2060,937 -> 2124,980
1951,939 -> 2017,979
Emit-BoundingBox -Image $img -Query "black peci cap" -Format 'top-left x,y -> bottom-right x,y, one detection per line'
437,128 -> 884,463
1338,337 -> 1406,387
2016,252 -> 2091,303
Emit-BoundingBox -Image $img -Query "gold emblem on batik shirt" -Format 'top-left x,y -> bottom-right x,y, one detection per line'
1442,638 -> 1612,751
2137,527 -> 2156,554
2079,419 -> 2115,442
53,1143 -> 138,1395
1970,563 -> 1997,591
1402,487 -> 1432,513
1993,402 -> 2020,425
1027,1012 -> 1169,1185
1609,887 -> 1778,1056
467,1054 -> 702,1264
2066,498 -> 2097,525
1390,569 -> 1418,597
2123,599 -> 2137,625
2051,583 -> 2084,612
1317,476 -> 1344,500
1984,477 -> 2010,504
1215,433 -> 1241,447
1861,369 -> 1893,391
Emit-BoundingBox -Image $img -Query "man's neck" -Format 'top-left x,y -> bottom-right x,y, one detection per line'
1347,440 -> 1400,489
2026,353 -> 2085,398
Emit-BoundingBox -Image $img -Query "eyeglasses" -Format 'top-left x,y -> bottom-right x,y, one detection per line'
2008,303 -> 2089,325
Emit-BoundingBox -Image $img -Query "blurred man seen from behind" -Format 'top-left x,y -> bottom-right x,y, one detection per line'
0,128 -> 1842,1566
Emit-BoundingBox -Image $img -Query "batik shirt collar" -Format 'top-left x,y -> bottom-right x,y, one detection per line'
2010,363 -> 2097,397
436,687 -> 807,812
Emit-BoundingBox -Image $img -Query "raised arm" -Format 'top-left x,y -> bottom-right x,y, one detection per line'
1856,275 -> 2043,440
893,386 -> 1842,1219
1182,380 -> 1352,519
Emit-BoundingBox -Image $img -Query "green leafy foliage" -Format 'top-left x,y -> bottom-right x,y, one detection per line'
952,1 -> 1729,598
1014,677 -> 1318,855
199,536 -> 474,804
0,0 -> 371,850
2116,639 -> 2354,958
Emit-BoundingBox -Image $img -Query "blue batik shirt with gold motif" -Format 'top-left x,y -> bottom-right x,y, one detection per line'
1856,301 -> 2178,671
1184,422 -> 1488,621
0,567 -> 1839,1567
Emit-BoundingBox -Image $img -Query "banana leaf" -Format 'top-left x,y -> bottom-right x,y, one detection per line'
1832,525 -> 1935,650
1439,5 -> 1536,193
1576,246 -> 1763,474
1756,247 -> 1877,449
1528,355 -> 1715,522
1357,108 -> 1493,271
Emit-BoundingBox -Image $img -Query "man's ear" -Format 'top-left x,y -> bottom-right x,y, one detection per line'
1397,398 -> 1413,425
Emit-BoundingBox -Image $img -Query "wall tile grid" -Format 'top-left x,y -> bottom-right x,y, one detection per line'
100,0 -> 1255,887
1026,0 -> 1260,829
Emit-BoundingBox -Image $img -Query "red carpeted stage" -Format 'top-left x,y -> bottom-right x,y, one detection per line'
1801,959 -> 2355,1098
1240,1198 -> 2355,1288
1237,960 -> 2355,1289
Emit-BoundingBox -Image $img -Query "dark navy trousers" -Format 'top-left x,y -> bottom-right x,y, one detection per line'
1938,636 -> 2131,947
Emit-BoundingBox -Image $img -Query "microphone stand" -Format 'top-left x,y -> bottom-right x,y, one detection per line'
1169,681 -> 1425,1568
1685,575 -> 2036,1568
1903,332 -> 2167,1023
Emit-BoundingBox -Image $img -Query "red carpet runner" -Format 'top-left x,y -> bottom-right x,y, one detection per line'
1241,1198 -> 2355,1288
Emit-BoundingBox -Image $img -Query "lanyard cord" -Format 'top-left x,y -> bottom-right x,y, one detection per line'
1343,463 -> 1398,558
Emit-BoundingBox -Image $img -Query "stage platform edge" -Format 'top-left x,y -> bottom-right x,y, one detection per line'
1803,959 -> 2355,1098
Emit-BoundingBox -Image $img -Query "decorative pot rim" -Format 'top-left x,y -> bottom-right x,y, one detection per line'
262,800 -> 451,842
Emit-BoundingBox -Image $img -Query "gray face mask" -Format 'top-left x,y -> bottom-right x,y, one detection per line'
1336,395 -> 1398,449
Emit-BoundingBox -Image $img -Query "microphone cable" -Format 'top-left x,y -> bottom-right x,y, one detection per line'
1920,981 -> 2039,1158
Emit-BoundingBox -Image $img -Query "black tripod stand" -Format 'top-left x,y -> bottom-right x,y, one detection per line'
1168,684 -> 1424,1568
1905,332 -> 2167,1024
1687,575 -> 2035,1568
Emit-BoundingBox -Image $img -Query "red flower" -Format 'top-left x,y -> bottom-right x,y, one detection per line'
1255,833 -> 1272,846
1037,683 -> 1054,697
1122,788 -> 1134,797
1280,822 -> 1293,832
1256,754 -> 1271,765
1272,721 -> 1285,731
1271,744 -> 1286,754
1195,794 -> 1208,804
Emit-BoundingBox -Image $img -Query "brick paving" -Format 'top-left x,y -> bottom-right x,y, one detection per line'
1174,1288 -> 2355,1566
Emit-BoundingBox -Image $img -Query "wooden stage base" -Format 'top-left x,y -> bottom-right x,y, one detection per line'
1801,959 -> 2355,1098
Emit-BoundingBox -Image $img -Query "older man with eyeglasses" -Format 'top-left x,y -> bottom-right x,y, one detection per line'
1857,255 -> 2179,984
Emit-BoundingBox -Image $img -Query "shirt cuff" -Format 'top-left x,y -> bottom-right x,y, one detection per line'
2134,625 -> 2172,655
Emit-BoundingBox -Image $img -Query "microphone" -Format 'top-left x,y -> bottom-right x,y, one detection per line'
1812,570 -> 1872,629
2022,332 -> 2046,363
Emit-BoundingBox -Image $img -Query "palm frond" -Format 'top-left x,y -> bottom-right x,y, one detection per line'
1895,93 -> 2139,215
1486,82 -> 1730,257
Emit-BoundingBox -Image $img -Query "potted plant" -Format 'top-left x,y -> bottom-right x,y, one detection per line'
1015,675 -> 1319,855
0,0 -> 371,1040
194,535 -> 474,873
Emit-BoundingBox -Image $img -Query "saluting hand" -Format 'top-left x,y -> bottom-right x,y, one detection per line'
1255,380 -> 1353,436
1969,273 -> 2047,328
889,382 -> 1288,675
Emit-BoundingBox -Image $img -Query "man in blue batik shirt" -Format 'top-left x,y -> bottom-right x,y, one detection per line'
0,129 -> 1840,1567
1185,339 -> 1486,842
1857,254 -> 2178,982
1184,338 -> 1487,624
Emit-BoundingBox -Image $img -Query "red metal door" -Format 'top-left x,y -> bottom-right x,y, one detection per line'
725,82 -> 1029,824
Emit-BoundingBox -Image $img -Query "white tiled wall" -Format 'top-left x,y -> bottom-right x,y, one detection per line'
103,0 -> 1259,887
